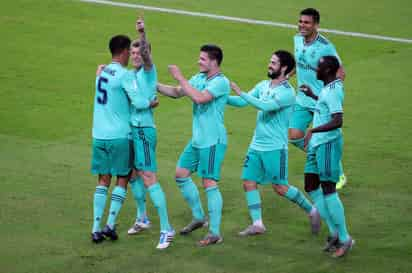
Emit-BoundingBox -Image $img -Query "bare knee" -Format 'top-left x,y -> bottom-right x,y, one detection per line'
203,178 -> 218,189
243,180 -> 257,192
289,128 -> 305,140
272,184 -> 288,196
138,170 -> 157,187
98,174 -> 111,187
175,167 -> 190,179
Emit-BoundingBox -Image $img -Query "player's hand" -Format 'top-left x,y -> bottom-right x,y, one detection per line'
303,129 -> 313,151
96,64 -> 105,76
300,84 -> 315,98
149,96 -> 159,108
136,17 -> 145,33
168,65 -> 184,81
230,81 -> 242,96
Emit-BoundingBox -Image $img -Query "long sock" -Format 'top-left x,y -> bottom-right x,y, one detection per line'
129,177 -> 147,221
245,190 -> 262,223
92,185 -> 108,233
324,192 -> 350,242
106,186 -> 127,229
176,177 -> 205,221
284,186 -> 313,214
148,183 -> 171,232
290,137 -> 305,151
206,186 -> 223,236
308,188 -> 337,235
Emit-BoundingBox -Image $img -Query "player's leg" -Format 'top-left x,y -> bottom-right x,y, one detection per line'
90,139 -> 111,243
238,149 -> 265,236
289,104 -> 313,151
317,139 -> 353,257
197,144 -> 226,247
103,138 -> 132,240
176,142 -> 206,234
128,169 -> 150,235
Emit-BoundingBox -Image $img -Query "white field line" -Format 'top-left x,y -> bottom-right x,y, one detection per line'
79,0 -> 412,44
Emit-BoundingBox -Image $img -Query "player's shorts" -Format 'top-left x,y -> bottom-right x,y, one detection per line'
304,137 -> 343,183
91,138 -> 132,176
241,148 -> 288,185
131,126 -> 157,172
289,103 -> 314,133
177,141 -> 227,181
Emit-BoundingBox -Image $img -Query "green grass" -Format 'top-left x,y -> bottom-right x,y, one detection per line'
1,0 -> 412,272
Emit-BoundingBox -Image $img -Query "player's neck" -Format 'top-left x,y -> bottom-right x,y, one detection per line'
112,56 -> 125,66
304,31 -> 318,44
206,68 -> 221,79
323,76 -> 337,86
270,76 -> 287,86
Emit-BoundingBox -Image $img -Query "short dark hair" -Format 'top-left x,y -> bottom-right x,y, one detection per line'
200,44 -> 223,66
109,35 -> 131,56
300,8 -> 320,24
273,50 -> 295,75
321,56 -> 340,76
131,39 -> 152,52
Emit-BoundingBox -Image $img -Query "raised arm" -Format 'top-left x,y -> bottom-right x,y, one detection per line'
168,65 -> 214,104
136,17 -> 152,71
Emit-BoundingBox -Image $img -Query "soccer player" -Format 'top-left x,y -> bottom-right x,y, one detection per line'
96,18 -> 174,249
289,8 -> 347,189
302,56 -> 353,257
227,50 -> 320,236
157,44 -> 230,246
90,34 -> 133,243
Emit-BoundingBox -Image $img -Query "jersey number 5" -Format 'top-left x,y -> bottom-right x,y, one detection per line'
97,77 -> 108,105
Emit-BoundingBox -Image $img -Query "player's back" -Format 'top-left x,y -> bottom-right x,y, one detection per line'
92,62 -> 131,139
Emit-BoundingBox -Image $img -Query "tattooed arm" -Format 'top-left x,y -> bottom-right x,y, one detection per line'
136,17 -> 153,71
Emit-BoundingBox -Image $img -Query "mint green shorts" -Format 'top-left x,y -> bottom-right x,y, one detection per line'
304,137 -> 343,183
289,104 -> 313,133
177,142 -> 227,181
241,148 -> 288,185
91,138 -> 132,176
131,127 -> 157,172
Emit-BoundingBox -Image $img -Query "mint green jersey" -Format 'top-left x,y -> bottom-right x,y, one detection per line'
310,79 -> 344,148
294,33 -> 341,109
188,72 -> 230,148
247,80 -> 295,151
92,62 -> 131,139
123,65 -> 157,128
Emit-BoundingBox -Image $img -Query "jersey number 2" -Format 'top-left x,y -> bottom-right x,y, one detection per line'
97,77 -> 108,105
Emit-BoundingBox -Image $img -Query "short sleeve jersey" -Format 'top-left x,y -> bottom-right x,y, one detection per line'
294,33 -> 341,110
188,72 -> 230,148
123,65 -> 158,128
248,80 -> 295,151
310,79 -> 344,148
92,62 -> 131,139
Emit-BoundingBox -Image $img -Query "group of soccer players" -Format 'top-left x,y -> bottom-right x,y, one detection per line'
89,8 -> 354,257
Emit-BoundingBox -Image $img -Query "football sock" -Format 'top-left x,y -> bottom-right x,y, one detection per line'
106,186 -> 127,229
284,186 -> 313,214
245,189 -> 262,223
308,188 -> 337,235
206,186 -> 223,236
324,192 -> 350,242
176,177 -> 205,221
148,183 -> 172,232
92,185 -> 108,233
129,177 -> 147,221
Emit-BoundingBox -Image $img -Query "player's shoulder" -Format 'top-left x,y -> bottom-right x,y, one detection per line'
278,80 -> 295,96
316,34 -> 332,45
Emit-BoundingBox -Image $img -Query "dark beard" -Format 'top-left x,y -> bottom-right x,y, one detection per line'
267,70 -> 280,79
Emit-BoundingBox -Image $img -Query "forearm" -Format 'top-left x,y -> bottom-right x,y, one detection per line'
139,31 -> 152,70
311,114 -> 343,133
240,92 -> 281,111
179,78 -> 208,104
227,96 -> 248,107
157,83 -> 184,98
